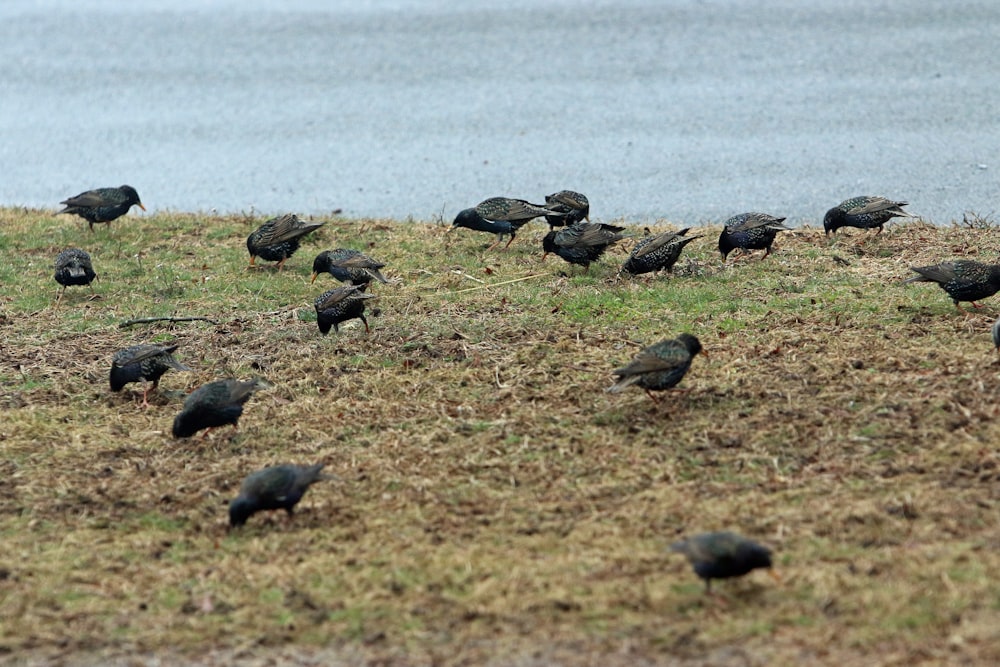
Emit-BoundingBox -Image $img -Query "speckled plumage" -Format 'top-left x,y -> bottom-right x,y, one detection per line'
621,228 -> 702,275
452,197 -> 557,249
57,185 -> 145,231
542,222 -> 627,269
314,284 -> 377,334
543,190 -> 589,228
171,378 -> 269,438
823,196 -> 912,236
904,260 -> 1000,310
670,531 -> 775,593
718,212 -> 790,259
229,463 -> 332,527
311,249 -> 388,286
53,248 -> 97,299
246,214 -> 326,268
608,333 -> 702,401
110,343 -> 192,406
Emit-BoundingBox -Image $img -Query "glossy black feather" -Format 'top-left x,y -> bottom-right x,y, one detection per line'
246,214 -> 326,266
53,248 -> 97,296
608,333 -> 702,396
622,228 -> 701,275
172,378 -> 268,438
57,185 -> 145,231
718,212 -> 790,259
311,249 -> 388,285
823,196 -> 911,235
314,284 -> 377,334
109,343 -> 191,392
904,260 -> 1000,307
229,463 -> 331,527
670,532 -> 774,592
542,222 -> 627,268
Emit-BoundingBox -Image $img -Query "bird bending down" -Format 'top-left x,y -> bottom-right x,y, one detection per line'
311,249 -> 389,286
246,214 -> 326,269
543,190 -> 589,228
608,333 -> 703,402
718,212 -> 790,260
670,531 -> 778,593
823,196 -> 913,237
903,260 -> 1000,312
110,343 -> 192,407
229,463 -> 336,528
53,248 -> 97,301
451,197 -> 560,249
172,378 -> 270,438
541,221 -> 627,271
314,284 -> 377,334
621,228 -> 702,276
57,185 -> 145,231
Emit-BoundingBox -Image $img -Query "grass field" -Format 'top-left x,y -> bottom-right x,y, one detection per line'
1,208 -> 999,666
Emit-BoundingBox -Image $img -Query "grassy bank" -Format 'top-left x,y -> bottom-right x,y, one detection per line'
1,208 -> 998,665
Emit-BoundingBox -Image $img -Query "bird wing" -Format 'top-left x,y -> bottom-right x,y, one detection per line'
846,197 -> 906,216
904,262 -> 959,285
335,252 -> 384,270
61,190 -> 112,207
256,215 -> 326,245
113,344 -> 178,367
728,215 -> 789,232
631,230 -> 700,258
613,341 -> 688,377
315,285 -> 375,310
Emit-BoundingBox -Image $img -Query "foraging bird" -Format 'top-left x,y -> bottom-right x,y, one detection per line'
823,196 -> 913,236
53,248 -> 97,300
452,197 -> 559,249
718,212 -> 791,259
608,333 -> 702,401
314,284 -> 376,334
57,185 -> 145,231
171,378 -> 269,438
904,260 -> 1000,311
670,531 -> 777,593
109,343 -> 192,407
543,190 -> 589,228
542,222 -> 627,270
621,228 -> 702,276
229,463 -> 334,528
246,214 -> 326,269
311,249 -> 388,286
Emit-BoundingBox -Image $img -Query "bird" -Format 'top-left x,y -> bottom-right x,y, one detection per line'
903,260 -> 1000,311
311,249 -> 388,286
608,333 -> 702,402
57,185 -> 145,231
993,316 -> 1000,358
718,212 -> 791,260
451,197 -> 559,249
246,214 -> 326,269
670,531 -> 778,593
171,378 -> 269,438
109,343 -> 192,407
823,196 -> 913,236
53,248 -> 97,300
229,463 -> 335,528
543,190 -> 589,228
621,228 -> 702,276
541,222 -> 627,271
314,284 -> 377,334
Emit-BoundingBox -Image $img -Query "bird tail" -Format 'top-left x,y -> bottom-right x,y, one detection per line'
606,374 -> 640,393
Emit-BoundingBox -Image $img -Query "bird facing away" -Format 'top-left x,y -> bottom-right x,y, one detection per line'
110,343 -> 192,407
246,214 -> 326,269
452,197 -> 559,249
670,531 -> 777,593
172,378 -> 269,438
311,249 -> 389,286
229,463 -> 334,528
608,333 -> 702,402
542,222 -> 628,270
57,185 -> 145,231
543,190 -> 590,228
53,248 -> 97,300
823,196 -> 913,236
718,212 -> 791,259
904,260 -> 1000,312
621,228 -> 702,276
314,284 -> 377,334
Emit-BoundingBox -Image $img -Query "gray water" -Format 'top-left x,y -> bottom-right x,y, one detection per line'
1,0 -> 997,225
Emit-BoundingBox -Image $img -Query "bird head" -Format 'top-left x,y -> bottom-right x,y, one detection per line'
228,496 -> 254,527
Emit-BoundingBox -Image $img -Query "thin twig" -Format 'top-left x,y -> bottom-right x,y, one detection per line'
118,316 -> 218,328
450,273 -> 548,294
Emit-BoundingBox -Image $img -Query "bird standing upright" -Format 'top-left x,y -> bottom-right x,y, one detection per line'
904,260 -> 1000,312
823,196 -> 913,236
53,248 -> 97,301
246,214 -> 326,269
110,344 -> 192,407
670,531 -> 778,593
608,333 -> 703,402
57,185 -> 145,231
718,212 -> 790,260
229,463 -> 335,528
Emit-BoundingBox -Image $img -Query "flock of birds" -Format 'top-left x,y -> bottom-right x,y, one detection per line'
42,183 -> 1000,592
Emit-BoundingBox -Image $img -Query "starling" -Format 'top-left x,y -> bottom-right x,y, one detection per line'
229,463 -> 334,528
823,196 -> 913,236
452,197 -> 559,249
171,378 -> 269,438
718,212 -> 791,259
53,248 -> 97,300
608,333 -> 702,401
670,531 -> 777,593
541,222 -> 628,270
110,343 -> 192,407
246,214 -> 326,269
543,190 -> 589,228
57,185 -> 145,231
621,228 -> 702,276
314,284 -> 377,334
903,260 -> 1000,311
311,249 -> 388,286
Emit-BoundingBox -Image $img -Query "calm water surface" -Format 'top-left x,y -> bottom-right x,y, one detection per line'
1,0 -> 997,224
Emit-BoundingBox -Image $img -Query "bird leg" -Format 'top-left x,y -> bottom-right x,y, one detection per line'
276,257 -> 287,271
644,389 -> 661,404
248,256 -> 257,269
141,382 -> 152,409
503,235 -> 516,250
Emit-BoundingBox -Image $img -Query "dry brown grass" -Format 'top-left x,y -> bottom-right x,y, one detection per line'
1,209 -> 999,666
